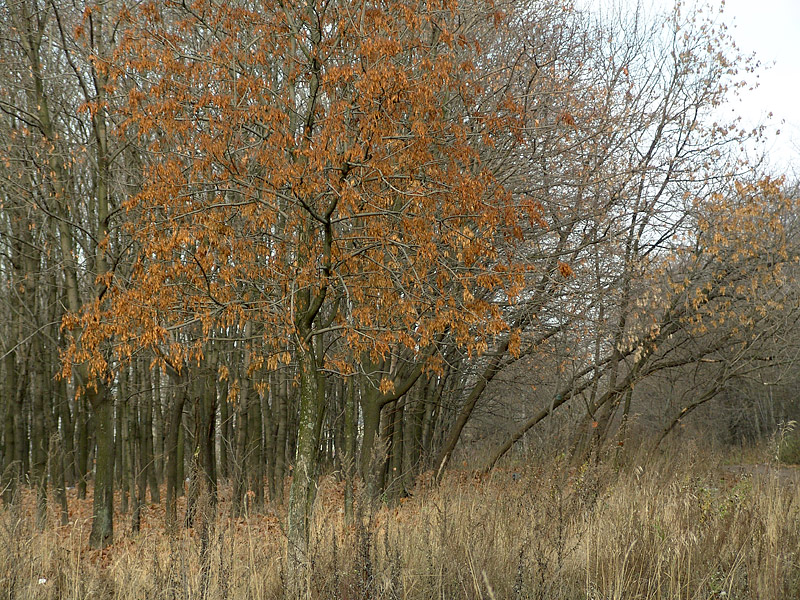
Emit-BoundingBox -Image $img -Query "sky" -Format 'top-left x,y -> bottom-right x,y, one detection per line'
580,0 -> 800,177
721,0 -> 800,175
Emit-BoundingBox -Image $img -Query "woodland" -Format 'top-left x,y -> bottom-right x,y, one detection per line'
1,0 -> 800,598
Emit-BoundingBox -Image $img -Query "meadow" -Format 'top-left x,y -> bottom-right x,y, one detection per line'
2,444 -> 798,600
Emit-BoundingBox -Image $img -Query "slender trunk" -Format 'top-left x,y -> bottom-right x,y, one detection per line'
76,395 -> 89,499
53,433 -> 69,526
402,389 -> 423,493
142,362 -> 160,503
232,383 -> 249,516
165,380 -> 188,528
420,383 -> 438,462
272,373 -> 288,505
387,399 -> 404,499
202,370 -> 217,503
614,388 -> 634,468
247,389 -> 264,510
332,379 -> 345,475
154,366 -> 164,483
44,370 -> 70,527
2,351 -> 20,503
130,380 -> 143,533
2,230 -> 22,504
263,381 -> 275,503
88,385 -> 114,548
119,368 -> 130,514
57,375 -> 76,487
377,402 -> 394,495
187,368 -> 218,526
185,380 -> 200,528
232,323 -> 253,516
21,391 -> 30,477
218,377 -> 230,481
287,347 -> 325,598
177,417 -> 185,496
359,389 -> 381,480
32,350 -> 48,530
343,377 -> 356,525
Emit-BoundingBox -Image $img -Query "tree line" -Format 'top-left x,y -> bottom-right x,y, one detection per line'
1,0 -> 798,593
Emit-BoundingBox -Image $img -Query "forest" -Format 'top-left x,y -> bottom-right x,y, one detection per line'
1,0 -> 799,598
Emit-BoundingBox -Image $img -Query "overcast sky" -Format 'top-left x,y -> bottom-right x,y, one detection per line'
722,0 -> 800,175
579,0 -> 800,176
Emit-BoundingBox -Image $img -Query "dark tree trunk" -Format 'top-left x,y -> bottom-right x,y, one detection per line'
164,379 -> 188,529
32,346 -> 48,530
201,371 -> 217,502
218,376 -> 230,481
76,395 -> 89,500
232,383 -> 249,517
58,377 -> 76,487
263,376 -> 276,503
343,377 -> 356,525
386,399 -> 404,499
272,372 -> 288,505
118,367 -> 130,514
141,361 -> 160,503
88,385 -> 114,549
153,366 -> 164,483
130,377 -> 143,533
247,387 -> 264,510
1,351 -> 21,504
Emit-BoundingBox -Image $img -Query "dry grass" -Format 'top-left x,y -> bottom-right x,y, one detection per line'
1,447 -> 799,599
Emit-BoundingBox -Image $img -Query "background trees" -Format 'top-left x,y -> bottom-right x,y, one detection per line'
0,0 -> 797,582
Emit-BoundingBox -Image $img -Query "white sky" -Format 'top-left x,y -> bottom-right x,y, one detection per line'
722,0 -> 800,176
580,0 -> 800,177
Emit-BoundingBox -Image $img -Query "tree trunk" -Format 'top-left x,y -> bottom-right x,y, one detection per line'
272,372 -> 288,505
32,347 -> 48,530
359,387 -> 382,480
219,376 -> 230,481
1,351 -> 21,504
118,368 -> 130,514
165,379 -> 188,529
201,370 -> 217,503
88,385 -> 114,549
402,387 -> 424,493
141,361 -> 160,503
52,432 -> 69,526
177,416 -> 185,496
247,388 -> 264,511
263,377 -> 276,503
287,347 -> 325,599
57,375 -> 76,487
386,399 -> 404,499
76,395 -> 89,500
343,377 -> 356,525
232,380 -> 249,517
154,366 -> 165,483
130,378 -> 143,533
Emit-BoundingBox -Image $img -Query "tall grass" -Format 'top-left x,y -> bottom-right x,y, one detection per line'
1,447 -> 798,599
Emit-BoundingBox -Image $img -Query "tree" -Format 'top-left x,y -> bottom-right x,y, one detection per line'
71,0 -> 535,591
0,0 -> 132,547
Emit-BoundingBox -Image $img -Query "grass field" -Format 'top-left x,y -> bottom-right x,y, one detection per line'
2,445 -> 799,599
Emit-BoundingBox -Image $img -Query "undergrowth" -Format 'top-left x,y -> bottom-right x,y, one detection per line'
1,447 -> 798,599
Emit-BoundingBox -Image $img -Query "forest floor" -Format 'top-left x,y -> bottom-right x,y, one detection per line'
1,444 -> 799,599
